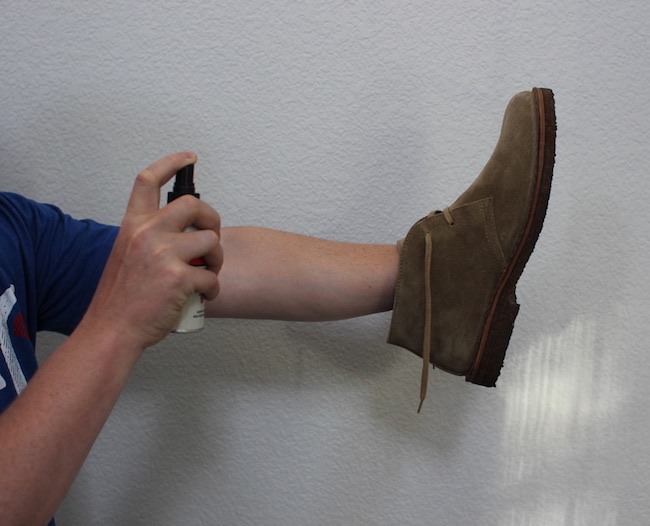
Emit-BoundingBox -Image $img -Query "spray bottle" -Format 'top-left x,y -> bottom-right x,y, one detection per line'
167,164 -> 206,333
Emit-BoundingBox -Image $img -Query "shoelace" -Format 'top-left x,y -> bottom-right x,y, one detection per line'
418,207 -> 454,413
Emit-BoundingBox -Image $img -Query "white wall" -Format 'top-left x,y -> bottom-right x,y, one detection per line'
2,1 -> 648,524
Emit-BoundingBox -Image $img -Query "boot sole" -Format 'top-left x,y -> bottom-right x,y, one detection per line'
467,87 -> 556,386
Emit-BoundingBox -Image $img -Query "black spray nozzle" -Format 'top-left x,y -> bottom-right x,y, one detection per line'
167,164 -> 199,203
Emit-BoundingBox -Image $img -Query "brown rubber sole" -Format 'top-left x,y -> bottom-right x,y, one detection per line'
466,87 -> 556,386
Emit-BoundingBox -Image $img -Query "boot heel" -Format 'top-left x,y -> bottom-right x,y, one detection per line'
468,292 -> 520,386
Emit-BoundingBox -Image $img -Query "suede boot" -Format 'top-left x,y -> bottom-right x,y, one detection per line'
388,88 -> 556,410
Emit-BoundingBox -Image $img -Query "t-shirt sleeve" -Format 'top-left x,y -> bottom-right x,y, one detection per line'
16,194 -> 118,335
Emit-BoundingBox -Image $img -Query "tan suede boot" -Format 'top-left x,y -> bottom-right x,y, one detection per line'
388,88 -> 556,411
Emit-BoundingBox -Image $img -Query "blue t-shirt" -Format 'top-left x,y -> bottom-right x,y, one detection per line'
0,193 -> 117,524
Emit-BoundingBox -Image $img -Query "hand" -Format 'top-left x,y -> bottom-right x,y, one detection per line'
83,152 -> 223,351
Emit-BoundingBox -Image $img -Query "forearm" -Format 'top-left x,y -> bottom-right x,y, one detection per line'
0,320 -> 143,525
0,153 -> 221,525
206,227 -> 398,321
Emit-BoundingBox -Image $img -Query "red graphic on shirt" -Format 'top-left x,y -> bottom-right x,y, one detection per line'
12,312 -> 29,340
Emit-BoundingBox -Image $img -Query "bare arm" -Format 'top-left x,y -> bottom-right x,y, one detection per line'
0,153 -> 397,524
0,153 -> 222,525
206,227 -> 398,321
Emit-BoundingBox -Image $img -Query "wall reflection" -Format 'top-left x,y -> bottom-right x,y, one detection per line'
500,314 -> 621,525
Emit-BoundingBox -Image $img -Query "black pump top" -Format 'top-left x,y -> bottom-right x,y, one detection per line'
167,164 -> 200,202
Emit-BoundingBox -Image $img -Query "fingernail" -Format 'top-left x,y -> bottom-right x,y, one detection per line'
181,151 -> 197,162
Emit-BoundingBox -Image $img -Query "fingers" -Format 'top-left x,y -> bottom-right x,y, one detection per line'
123,151 -> 223,277
175,227 -> 224,279
126,152 -> 197,217
189,260 -> 221,301
88,152 -> 223,348
159,194 -> 221,236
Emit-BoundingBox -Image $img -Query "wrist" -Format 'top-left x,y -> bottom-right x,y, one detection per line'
70,313 -> 148,365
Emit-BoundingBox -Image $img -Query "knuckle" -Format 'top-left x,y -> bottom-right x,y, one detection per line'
165,265 -> 187,288
134,168 -> 157,187
121,222 -> 168,263
205,279 -> 220,301
172,194 -> 198,215
126,224 -> 154,254
157,262 -> 190,293
204,228 -> 220,245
